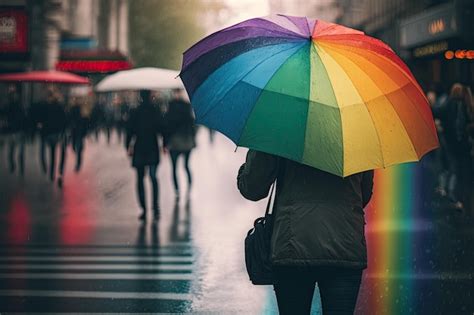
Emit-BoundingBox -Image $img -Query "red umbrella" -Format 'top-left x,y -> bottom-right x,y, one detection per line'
0,70 -> 89,84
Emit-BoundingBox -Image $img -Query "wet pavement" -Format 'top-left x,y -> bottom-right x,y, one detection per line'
0,129 -> 473,314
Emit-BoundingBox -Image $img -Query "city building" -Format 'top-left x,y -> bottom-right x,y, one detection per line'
337,0 -> 474,90
0,0 -> 132,78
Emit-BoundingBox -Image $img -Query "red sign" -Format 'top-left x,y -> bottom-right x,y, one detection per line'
56,60 -> 133,73
0,8 -> 28,53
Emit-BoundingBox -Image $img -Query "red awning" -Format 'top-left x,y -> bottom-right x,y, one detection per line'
56,60 -> 132,73
0,70 -> 90,84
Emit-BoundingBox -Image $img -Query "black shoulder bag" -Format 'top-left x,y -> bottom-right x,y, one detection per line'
244,182 -> 277,285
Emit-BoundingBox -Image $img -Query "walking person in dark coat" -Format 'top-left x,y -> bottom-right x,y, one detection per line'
37,87 -> 67,184
163,89 -> 196,200
69,97 -> 89,172
126,90 -> 164,220
238,150 -> 374,315
4,85 -> 26,175
433,83 -> 473,212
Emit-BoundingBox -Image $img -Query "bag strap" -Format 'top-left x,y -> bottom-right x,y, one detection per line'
265,182 -> 276,216
265,157 -> 287,216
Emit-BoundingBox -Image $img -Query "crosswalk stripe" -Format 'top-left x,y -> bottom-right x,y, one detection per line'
0,273 -> 194,280
0,289 -> 192,300
0,264 -> 193,271
0,256 -> 194,262
0,248 -> 193,255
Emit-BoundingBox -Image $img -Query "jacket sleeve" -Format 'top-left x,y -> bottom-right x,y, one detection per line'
361,170 -> 374,208
237,150 -> 279,201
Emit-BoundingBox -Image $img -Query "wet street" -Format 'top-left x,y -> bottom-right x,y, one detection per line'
0,129 -> 473,314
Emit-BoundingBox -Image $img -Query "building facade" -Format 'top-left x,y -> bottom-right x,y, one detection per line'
0,0 -> 131,76
337,0 -> 474,91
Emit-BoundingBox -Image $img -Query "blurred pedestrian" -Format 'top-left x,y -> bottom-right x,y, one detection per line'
423,84 -> 450,210
90,94 -> 106,141
433,83 -> 473,212
126,89 -> 164,220
69,97 -> 89,172
164,89 -> 196,200
3,85 -> 26,175
37,86 -> 67,184
118,97 -> 130,143
237,150 -> 374,315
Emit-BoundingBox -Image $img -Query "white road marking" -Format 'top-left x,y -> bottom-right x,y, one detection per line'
0,273 -> 194,280
0,263 -> 192,271
0,289 -> 192,300
0,248 -> 193,255
0,256 -> 194,262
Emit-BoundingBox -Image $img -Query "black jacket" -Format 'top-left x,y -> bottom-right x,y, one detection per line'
433,97 -> 472,155
126,103 -> 164,167
40,101 -> 67,136
238,150 -> 374,269
163,99 -> 196,151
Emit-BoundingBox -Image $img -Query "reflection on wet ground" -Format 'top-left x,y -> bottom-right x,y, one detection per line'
0,130 -> 473,314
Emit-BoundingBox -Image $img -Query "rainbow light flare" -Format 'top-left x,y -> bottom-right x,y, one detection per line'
360,163 -> 422,314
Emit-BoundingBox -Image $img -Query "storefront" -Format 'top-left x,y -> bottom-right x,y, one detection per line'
0,6 -> 29,72
56,43 -> 132,84
399,1 -> 474,91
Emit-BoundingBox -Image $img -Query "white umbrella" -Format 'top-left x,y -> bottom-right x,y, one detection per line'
95,67 -> 184,92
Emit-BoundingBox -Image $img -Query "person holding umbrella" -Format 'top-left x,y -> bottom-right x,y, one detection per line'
180,15 -> 439,314
238,150 -> 374,314
126,89 -> 165,220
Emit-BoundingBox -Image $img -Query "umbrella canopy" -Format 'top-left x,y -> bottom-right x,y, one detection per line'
0,70 -> 89,84
180,15 -> 439,177
95,67 -> 183,92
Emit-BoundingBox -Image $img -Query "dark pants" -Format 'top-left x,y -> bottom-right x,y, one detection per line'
8,133 -> 25,175
170,150 -> 192,191
41,134 -> 66,181
72,134 -> 84,172
135,165 -> 159,211
273,266 -> 363,315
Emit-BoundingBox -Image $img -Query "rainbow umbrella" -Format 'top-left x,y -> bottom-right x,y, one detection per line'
180,15 -> 439,177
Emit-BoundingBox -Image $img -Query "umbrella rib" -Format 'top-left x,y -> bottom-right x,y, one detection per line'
279,14 -> 310,37
318,37 -> 417,84
249,18 -> 308,38
198,42 -> 307,123
317,35 -> 393,52
305,17 -> 315,37
182,26 -> 306,66
321,41 -> 436,143
320,44 -> 420,162
234,43 -> 309,145
180,36 -> 306,78
367,55 -> 435,139
313,41 -> 385,170
300,44 -> 311,164
308,42 -> 344,174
